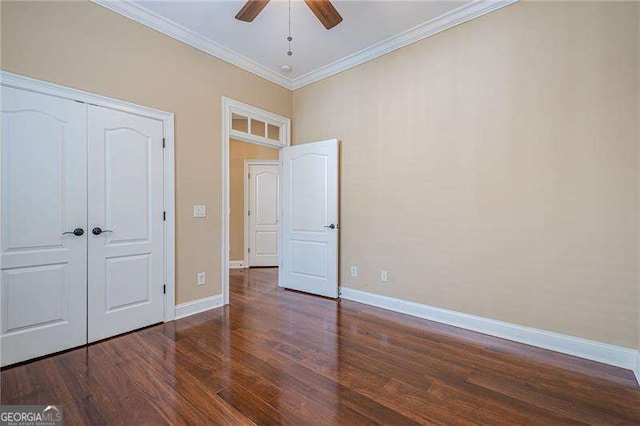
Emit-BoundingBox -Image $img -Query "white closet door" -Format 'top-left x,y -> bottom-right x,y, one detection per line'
1,87 -> 88,366
87,105 -> 164,342
280,139 -> 339,298
249,163 -> 279,267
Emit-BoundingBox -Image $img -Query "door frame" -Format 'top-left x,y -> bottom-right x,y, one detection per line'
221,97 -> 290,304
1,71 -> 177,322
244,159 -> 280,268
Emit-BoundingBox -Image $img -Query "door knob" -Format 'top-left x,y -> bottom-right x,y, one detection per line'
62,228 -> 84,236
324,224 -> 336,230
92,227 -> 113,235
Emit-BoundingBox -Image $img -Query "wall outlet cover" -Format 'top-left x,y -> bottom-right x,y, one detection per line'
350,265 -> 358,277
197,272 -> 206,286
380,270 -> 388,283
193,205 -> 206,218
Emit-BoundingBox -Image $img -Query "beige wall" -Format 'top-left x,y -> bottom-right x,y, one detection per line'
293,1 -> 640,348
0,0 -> 291,304
229,139 -> 279,261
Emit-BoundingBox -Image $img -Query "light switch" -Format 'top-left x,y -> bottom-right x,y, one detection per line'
193,205 -> 206,218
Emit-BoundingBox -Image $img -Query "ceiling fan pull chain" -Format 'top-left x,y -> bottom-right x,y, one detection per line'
287,0 -> 293,57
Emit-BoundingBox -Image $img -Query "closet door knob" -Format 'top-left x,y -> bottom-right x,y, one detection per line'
62,228 -> 84,236
92,227 -> 113,235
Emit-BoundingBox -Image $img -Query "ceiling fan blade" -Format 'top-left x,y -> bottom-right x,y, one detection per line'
235,0 -> 270,22
304,0 -> 343,30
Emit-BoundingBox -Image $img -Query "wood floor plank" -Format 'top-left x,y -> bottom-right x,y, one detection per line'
467,369 -> 638,424
217,384 -> 298,426
1,267 -> 639,425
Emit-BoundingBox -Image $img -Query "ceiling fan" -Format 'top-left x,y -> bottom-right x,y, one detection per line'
235,0 -> 343,30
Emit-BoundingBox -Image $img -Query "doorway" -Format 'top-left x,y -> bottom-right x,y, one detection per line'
228,141 -> 280,268
222,98 -> 340,302
221,98 -> 290,303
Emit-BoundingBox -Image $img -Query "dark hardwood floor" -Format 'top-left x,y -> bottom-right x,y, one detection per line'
2,267 -> 639,425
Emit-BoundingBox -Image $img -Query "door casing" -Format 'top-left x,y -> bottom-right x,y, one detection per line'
221,97 -> 290,304
1,71 -> 176,323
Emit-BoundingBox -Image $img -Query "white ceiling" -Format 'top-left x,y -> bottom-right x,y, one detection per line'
95,0 -> 516,89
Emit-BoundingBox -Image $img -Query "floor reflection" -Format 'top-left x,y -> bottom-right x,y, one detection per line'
2,267 -> 639,424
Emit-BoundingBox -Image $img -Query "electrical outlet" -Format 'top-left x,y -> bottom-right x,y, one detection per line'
380,270 -> 388,283
350,265 -> 358,277
196,272 -> 206,286
193,205 -> 206,218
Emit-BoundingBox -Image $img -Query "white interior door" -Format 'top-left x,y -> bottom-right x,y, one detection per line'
1,87 -> 88,366
87,105 -> 164,342
280,139 -> 339,298
248,162 -> 279,267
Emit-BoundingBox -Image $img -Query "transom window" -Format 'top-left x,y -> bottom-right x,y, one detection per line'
229,105 -> 289,148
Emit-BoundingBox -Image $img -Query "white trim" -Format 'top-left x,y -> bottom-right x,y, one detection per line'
635,352 -> 640,386
340,287 -> 639,371
90,0 -> 517,90
174,294 -> 224,320
162,105 -> 176,322
228,100 -> 290,149
244,159 -> 280,268
91,0 -> 291,89
229,260 -> 246,269
0,71 -> 173,121
290,0 -> 518,89
0,70 -> 177,323
222,97 -> 290,305
243,160 -> 250,269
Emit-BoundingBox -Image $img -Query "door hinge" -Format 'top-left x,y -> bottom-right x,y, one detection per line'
248,247 -> 250,253
163,284 -> 166,294
162,138 -> 166,148
248,173 -> 250,179
163,211 -> 166,221
248,210 -> 250,216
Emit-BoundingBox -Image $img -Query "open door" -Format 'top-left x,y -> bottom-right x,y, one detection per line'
280,139 -> 339,298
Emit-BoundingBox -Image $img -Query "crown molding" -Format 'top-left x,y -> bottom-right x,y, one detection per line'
91,0 -> 292,89
290,0 -> 518,89
92,0 -> 517,91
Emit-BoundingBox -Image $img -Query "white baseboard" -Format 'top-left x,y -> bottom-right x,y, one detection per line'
340,287 -> 639,372
174,294 -> 224,320
229,260 -> 246,269
635,352 -> 640,385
